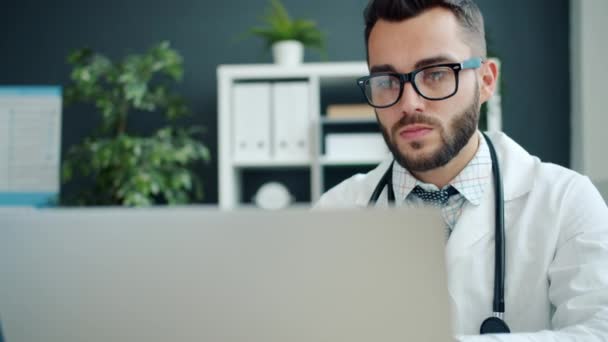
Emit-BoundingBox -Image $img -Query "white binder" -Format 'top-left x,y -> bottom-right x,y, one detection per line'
232,83 -> 272,163
272,82 -> 310,161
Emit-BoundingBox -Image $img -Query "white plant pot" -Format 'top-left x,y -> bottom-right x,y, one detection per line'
272,40 -> 304,66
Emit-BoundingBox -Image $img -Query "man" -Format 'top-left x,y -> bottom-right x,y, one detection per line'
316,0 -> 608,340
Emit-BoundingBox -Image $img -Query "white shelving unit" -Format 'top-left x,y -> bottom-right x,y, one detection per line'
217,61 -> 503,209
218,62 -> 374,209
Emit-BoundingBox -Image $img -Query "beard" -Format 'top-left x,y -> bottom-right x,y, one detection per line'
378,89 -> 480,172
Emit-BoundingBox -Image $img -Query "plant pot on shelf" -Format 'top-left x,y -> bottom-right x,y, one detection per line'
272,40 -> 304,66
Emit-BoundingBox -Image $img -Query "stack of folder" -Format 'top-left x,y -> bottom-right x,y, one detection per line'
232,82 -> 310,163
326,103 -> 375,120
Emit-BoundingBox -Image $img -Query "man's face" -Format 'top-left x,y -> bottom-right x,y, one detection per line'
367,8 -> 482,172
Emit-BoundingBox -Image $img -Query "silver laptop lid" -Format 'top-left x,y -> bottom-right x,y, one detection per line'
0,207 -> 451,342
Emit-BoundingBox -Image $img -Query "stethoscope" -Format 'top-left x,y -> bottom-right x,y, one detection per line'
368,132 -> 510,335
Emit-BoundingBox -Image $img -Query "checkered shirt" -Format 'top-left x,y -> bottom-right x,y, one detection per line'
392,132 -> 493,238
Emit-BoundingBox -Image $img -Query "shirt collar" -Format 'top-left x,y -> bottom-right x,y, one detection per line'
391,131 -> 493,206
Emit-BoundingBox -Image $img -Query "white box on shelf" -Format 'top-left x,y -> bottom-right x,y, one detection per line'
325,133 -> 388,161
272,82 -> 310,162
232,83 -> 272,162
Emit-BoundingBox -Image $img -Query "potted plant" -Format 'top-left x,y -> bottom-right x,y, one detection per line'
62,41 -> 210,206
249,0 -> 326,65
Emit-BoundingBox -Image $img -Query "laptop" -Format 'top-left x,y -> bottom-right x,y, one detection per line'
0,207 -> 451,342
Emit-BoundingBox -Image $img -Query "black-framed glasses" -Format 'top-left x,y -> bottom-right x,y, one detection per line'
357,57 -> 483,108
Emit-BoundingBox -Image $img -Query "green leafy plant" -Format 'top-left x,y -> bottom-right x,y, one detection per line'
62,41 -> 210,206
249,0 -> 326,55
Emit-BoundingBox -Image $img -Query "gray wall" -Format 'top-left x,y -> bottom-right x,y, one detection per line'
0,0 -> 570,204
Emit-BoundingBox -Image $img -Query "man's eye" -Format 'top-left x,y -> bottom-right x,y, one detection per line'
373,77 -> 398,89
423,70 -> 448,82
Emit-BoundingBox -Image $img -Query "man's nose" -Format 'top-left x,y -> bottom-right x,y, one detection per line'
396,82 -> 425,115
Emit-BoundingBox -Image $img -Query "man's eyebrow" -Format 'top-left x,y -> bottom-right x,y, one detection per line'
369,64 -> 397,73
414,55 -> 458,69
369,55 -> 460,74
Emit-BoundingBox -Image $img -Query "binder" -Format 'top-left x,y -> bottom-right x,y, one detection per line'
272,82 -> 310,161
232,83 -> 272,162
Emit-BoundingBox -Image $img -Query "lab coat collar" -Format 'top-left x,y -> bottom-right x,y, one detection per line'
486,131 -> 537,202
354,158 -> 394,207
353,131 -> 536,207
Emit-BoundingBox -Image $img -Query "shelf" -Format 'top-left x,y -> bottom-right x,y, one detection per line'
320,156 -> 387,167
219,61 -> 501,209
219,62 -> 373,209
233,160 -> 311,169
234,203 -> 313,210
218,62 -> 368,80
321,117 -> 377,125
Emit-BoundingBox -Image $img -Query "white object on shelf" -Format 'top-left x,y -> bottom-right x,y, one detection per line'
233,160 -> 310,169
253,182 -> 294,210
320,156 -> 387,166
272,82 -> 310,162
232,83 -> 272,163
325,133 -> 388,160
272,40 -> 304,66
321,117 -> 377,125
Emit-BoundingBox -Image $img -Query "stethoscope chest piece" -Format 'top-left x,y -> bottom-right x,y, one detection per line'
480,316 -> 511,334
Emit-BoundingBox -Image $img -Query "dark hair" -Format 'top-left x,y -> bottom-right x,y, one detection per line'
364,0 -> 487,58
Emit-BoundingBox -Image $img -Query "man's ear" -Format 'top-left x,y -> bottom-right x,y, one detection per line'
479,58 -> 499,104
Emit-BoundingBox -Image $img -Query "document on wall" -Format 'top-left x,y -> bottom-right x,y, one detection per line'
0,86 -> 62,206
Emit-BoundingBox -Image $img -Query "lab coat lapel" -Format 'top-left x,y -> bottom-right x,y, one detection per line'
445,131 -> 535,262
444,132 -> 537,321
446,179 -> 495,264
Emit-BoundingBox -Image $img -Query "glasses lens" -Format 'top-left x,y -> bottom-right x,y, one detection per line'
414,66 -> 457,100
365,74 -> 401,107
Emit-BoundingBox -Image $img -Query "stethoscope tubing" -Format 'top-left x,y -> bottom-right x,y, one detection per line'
367,132 -> 509,334
484,132 -> 506,316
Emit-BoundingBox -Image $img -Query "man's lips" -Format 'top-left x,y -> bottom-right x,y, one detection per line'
398,125 -> 434,140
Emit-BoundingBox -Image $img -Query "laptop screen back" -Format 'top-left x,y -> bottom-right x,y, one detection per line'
0,207 -> 451,342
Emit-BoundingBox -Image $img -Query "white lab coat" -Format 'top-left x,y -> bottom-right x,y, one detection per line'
315,131 -> 608,341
